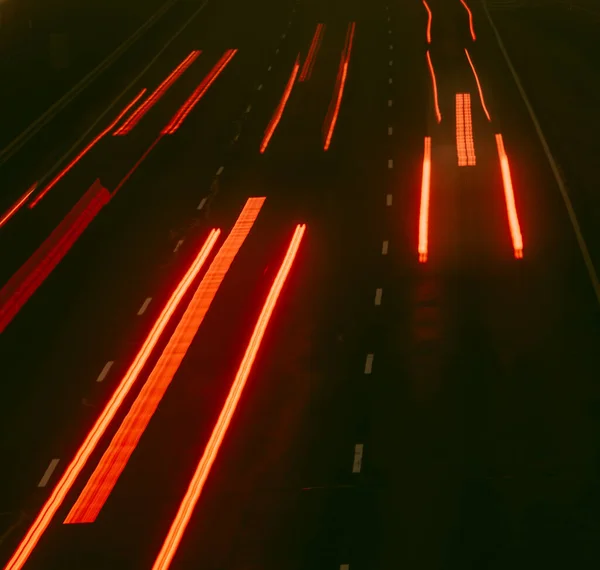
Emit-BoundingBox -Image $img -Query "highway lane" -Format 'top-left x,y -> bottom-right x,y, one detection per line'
2,0 -> 600,568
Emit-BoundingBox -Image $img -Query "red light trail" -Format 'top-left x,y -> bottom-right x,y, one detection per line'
418,137 -> 432,263
299,24 -> 325,81
460,0 -> 477,41
426,51 -> 442,123
455,93 -> 476,166
422,1 -> 432,43
0,183 -> 37,229
464,48 -> 491,121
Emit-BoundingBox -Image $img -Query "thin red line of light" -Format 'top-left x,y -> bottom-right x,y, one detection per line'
426,51 -> 442,123
28,89 -> 146,209
464,48 -> 491,121
495,134 -> 524,258
324,22 -> 355,151
0,183 -> 37,229
114,51 -> 200,135
423,0 -> 432,44
260,57 -> 300,153
2,229 -> 220,570
152,223 -> 306,570
299,24 -> 324,81
65,198 -> 265,523
162,49 -> 237,134
460,0 -> 477,41
111,134 -> 163,197
418,137 -> 432,263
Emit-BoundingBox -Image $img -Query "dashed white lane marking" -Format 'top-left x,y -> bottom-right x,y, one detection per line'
216,166 -> 224,176
275,48 -> 280,54
281,32 -> 286,39
173,239 -> 184,253
389,78 -> 393,84
96,361 -> 114,383
352,444 -> 364,473
233,133 -> 240,141
364,353 -> 374,374
382,240 -> 389,255
257,84 -> 263,91
197,197 -> 208,210
374,288 -> 383,306
388,29 -> 391,34
137,297 -> 152,316
38,459 -> 60,488
388,99 -> 393,107
390,44 -> 393,49
388,126 -> 393,135
268,65 -> 272,71
388,159 -> 393,168
341,566 -> 350,570
246,104 -> 252,113
386,194 -> 393,206
387,16 -> 390,21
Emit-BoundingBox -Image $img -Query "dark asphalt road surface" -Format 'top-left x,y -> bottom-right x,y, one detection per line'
1,0 -> 600,568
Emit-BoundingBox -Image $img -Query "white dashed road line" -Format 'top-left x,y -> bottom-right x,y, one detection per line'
374,288 -> 382,306
38,459 -> 60,488
386,194 -> 393,206
137,297 -> 152,316
352,444 -> 364,473
197,197 -> 207,210
388,159 -> 393,168
96,361 -> 114,383
216,166 -> 224,176
388,99 -> 393,106
173,239 -> 184,253
364,353 -> 374,374
388,126 -> 393,135
389,78 -> 393,84
382,240 -> 389,255
246,104 -> 252,113
257,84 -> 263,91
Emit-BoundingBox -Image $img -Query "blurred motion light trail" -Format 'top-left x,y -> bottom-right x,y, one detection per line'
2,228 -> 220,570
152,223 -> 306,570
426,51 -> 441,123
418,137 -> 432,263
465,49 -> 491,121
0,183 -> 36,229
460,0 -> 477,41
65,198 -> 265,523
422,0 -> 432,44
455,93 -> 476,166
299,24 -> 325,81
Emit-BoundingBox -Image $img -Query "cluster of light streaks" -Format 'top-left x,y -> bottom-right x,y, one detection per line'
151,223 -> 306,570
455,93 -> 476,166
65,198 -> 265,523
323,22 -> 356,150
299,23 -> 325,81
495,134 -> 524,258
2,228 -> 221,570
162,49 -> 237,134
114,51 -> 200,135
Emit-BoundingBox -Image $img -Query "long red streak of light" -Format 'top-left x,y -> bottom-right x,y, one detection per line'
426,51 -> 442,124
2,228 -> 220,570
299,24 -> 324,81
0,183 -> 37,229
152,223 -> 306,570
162,49 -> 237,134
260,57 -> 300,153
65,198 -> 265,523
114,51 -> 200,135
460,0 -> 477,41
464,48 -> 491,121
111,134 -> 163,197
422,0 -> 432,44
28,89 -> 146,209
418,137 -> 432,263
495,134 -> 524,259
324,22 -> 355,151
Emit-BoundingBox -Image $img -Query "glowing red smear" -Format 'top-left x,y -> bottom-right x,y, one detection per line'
426,51 -> 441,123
260,57 -> 300,153
162,49 -> 237,134
114,51 -> 200,135
152,223 -> 306,570
460,0 -> 477,41
422,0 -> 432,44
65,198 -> 265,523
2,228 -> 220,570
324,22 -> 356,151
299,24 -> 325,81
0,183 -> 37,229
418,137 -> 432,263
28,89 -> 146,208
495,134 -> 524,258
455,93 -> 476,166
464,49 -> 491,121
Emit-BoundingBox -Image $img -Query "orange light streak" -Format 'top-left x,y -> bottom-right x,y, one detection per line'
495,134 -> 524,258
260,57 -> 300,153
418,137 -> 432,263
28,89 -> 146,208
426,51 -> 441,123
152,223 -> 306,570
0,183 -> 36,229
2,229 -> 220,570
455,93 -> 476,166
114,51 -> 200,135
323,22 -> 355,151
162,49 -> 237,134
65,198 -> 265,523
460,0 -> 476,41
299,24 -> 325,81
464,48 -> 491,121
422,0 -> 432,44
